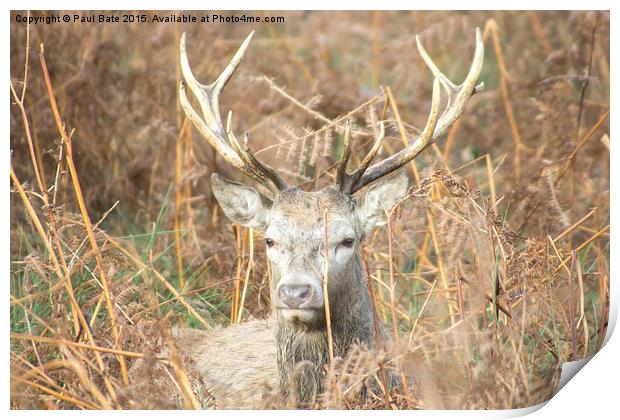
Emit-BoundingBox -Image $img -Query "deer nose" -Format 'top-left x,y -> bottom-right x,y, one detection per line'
278,284 -> 313,309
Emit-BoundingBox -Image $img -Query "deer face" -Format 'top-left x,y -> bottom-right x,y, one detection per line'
212,173 -> 408,326
180,28 -> 483,326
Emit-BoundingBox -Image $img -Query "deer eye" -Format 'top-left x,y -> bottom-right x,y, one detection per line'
265,238 -> 275,247
340,238 -> 355,248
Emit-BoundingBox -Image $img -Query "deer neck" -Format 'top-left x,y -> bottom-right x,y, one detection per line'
273,253 -> 375,404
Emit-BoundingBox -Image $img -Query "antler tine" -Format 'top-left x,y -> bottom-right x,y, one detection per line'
179,80 -> 243,166
225,112 -> 289,191
355,121 -> 385,178
180,31 -> 254,129
341,78 -> 440,192
336,121 -> 352,190
350,28 -> 484,193
212,32 -> 256,101
419,78 -> 442,144
337,121 -> 386,193
179,32 -> 288,194
416,35 -> 457,94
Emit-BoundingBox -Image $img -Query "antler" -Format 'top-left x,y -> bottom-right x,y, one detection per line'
336,119 -> 387,192
338,28 -> 485,194
179,32 -> 289,194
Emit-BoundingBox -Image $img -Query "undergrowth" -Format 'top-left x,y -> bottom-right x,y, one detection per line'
10,10 -> 609,409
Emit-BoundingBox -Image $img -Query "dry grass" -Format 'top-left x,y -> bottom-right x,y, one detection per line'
10,10 -> 609,409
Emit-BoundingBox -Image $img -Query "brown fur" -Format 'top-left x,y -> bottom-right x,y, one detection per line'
177,320 -> 278,408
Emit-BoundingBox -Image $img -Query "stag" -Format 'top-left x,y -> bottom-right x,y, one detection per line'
157,29 -> 483,408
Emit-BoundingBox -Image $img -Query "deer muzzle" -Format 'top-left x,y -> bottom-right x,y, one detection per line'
275,272 -> 324,320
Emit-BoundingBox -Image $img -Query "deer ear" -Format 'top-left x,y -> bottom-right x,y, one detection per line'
211,173 -> 272,230
356,172 -> 408,235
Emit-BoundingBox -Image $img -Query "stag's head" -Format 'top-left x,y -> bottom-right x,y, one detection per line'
179,30 -> 483,327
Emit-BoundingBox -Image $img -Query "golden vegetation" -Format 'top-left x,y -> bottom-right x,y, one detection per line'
10,10 -> 609,409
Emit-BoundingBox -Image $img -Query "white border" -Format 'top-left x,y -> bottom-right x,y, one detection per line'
4,2 -> 616,418
0,1 -> 616,11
